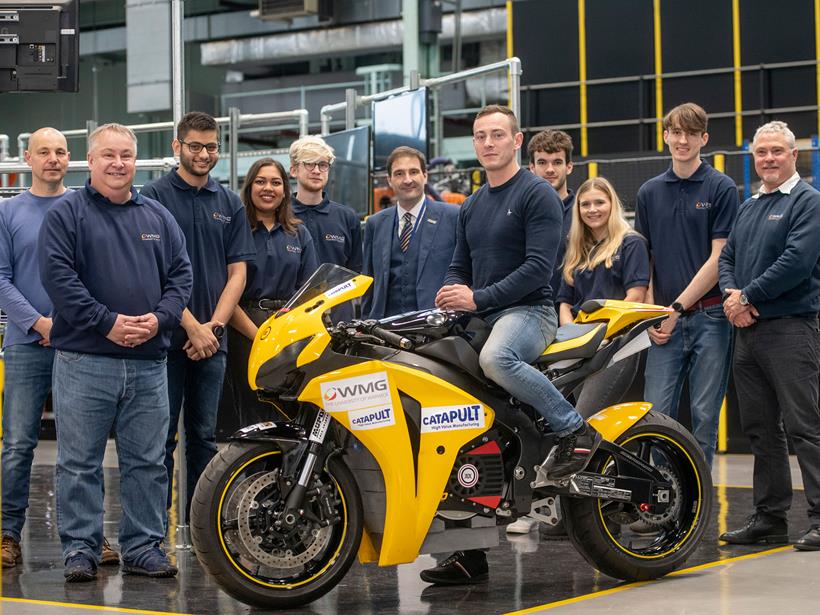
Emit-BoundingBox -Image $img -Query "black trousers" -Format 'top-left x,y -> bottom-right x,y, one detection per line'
226,307 -> 278,428
733,316 -> 820,525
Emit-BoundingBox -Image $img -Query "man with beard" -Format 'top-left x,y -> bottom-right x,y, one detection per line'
141,112 -> 254,517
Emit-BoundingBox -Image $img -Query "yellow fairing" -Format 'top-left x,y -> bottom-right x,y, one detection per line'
541,323 -> 606,357
246,274 -> 373,390
587,401 -> 652,442
576,299 -> 672,337
298,361 -> 494,567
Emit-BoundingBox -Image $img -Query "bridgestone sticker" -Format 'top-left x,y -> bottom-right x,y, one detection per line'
325,280 -> 355,298
349,406 -> 395,431
320,372 -> 391,413
420,404 -> 485,433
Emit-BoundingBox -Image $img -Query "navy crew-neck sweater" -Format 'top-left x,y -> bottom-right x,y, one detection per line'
719,179 -> 820,319
444,168 -> 562,314
38,182 -> 193,358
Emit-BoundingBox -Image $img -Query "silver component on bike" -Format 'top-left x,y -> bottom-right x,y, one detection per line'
529,496 -> 561,526
532,446 -> 561,488
513,465 -> 526,480
436,510 -> 477,521
634,466 -> 682,527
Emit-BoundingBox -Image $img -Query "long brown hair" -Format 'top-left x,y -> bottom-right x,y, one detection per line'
240,158 -> 300,234
562,176 -> 637,285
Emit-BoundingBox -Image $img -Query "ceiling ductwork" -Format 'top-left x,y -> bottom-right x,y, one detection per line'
200,7 -> 505,66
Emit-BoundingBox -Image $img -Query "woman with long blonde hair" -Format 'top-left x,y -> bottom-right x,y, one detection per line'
556,176 -> 649,417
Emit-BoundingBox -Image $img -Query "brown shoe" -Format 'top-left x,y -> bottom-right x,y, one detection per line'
100,537 -> 120,566
2,535 -> 22,568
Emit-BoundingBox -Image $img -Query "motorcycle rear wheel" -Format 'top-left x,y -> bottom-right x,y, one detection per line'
190,441 -> 363,608
563,410 -> 713,580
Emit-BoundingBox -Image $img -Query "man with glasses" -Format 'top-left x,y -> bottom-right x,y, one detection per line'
141,111 -> 255,519
289,135 -> 362,274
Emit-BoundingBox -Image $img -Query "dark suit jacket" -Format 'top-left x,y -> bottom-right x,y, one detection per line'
362,199 -> 458,320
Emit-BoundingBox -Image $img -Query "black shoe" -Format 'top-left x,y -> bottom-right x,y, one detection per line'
547,423 -> 602,480
64,553 -> 97,583
794,526 -> 820,551
539,519 -> 568,540
122,547 -> 178,578
719,513 -> 788,545
419,550 -> 488,585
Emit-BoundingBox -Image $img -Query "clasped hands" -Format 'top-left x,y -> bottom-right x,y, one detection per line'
106,313 -> 159,348
723,288 -> 759,328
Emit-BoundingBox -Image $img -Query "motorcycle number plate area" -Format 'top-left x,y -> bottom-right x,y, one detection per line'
309,410 -> 332,443
569,474 -> 632,502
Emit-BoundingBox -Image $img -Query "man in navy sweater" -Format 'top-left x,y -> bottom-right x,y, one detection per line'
39,124 -> 193,582
421,105 -> 600,585
141,112 -> 254,518
718,120 -> 820,550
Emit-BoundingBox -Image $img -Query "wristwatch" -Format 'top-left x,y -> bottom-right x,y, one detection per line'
671,301 -> 686,315
739,293 -> 749,306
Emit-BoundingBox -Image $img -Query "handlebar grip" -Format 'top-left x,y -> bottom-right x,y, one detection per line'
371,326 -> 413,350
213,325 -> 225,340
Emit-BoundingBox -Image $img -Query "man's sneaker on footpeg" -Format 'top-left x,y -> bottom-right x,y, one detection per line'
122,547 -> 178,578
547,423 -> 602,480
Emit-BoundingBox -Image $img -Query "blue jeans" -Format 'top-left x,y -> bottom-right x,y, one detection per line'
480,305 -> 583,437
644,305 -> 733,467
165,350 -> 227,513
53,350 -> 169,563
2,343 -> 54,541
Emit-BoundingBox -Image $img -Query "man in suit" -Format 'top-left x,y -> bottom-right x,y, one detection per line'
362,146 -> 458,319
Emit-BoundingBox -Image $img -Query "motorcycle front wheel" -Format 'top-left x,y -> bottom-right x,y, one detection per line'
190,441 -> 363,608
563,409 -> 713,581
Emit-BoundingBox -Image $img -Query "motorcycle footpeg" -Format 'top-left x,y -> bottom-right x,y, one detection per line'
531,446 -> 561,488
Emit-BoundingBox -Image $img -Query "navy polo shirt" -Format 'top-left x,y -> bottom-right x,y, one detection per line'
243,223 -> 319,302
38,181 -> 193,358
291,193 -> 362,272
557,233 -> 650,314
635,161 -> 737,306
141,169 -> 255,351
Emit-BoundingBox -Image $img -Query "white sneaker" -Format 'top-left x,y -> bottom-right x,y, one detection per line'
506,516 -> 537,534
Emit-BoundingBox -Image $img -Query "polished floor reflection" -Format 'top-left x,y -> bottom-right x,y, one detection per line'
1,450 -> 815,615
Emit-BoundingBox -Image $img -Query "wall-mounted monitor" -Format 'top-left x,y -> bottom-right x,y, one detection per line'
0,0 -> 79,93
323,125 -> 370,218
372,87 -> 428,171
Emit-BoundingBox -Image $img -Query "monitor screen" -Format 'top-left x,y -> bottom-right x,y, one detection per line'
323,125 -> 370,218
0,0 -> 79,92
372,88 -> 428,171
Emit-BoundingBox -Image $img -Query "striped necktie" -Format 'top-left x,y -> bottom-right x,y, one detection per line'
399,211 -> 413,252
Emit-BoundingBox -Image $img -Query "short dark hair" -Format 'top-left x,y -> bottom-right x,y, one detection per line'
474,104 -> 520,135
387,146 -> 427,176
527,129 -> 573,164
177,111 -> 218,140
663,102 -> 708,134
240,158 -> 301,235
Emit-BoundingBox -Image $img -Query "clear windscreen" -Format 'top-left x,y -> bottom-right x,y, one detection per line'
275,263 -> 359,317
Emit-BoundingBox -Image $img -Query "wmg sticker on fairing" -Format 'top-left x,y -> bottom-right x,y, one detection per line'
325,280 -> 356,298
320,372 -> 391,413
420,404 -> 485,433
349,406 -> 395,431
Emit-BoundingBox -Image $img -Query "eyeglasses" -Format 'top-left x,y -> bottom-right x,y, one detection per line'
179,139 -> 219,154
300,160 -> 331,172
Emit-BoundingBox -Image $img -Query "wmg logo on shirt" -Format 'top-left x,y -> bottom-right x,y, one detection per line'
768,213 -> 783,221
286,244 -> 302,254
212,212 -> 231,224
695,201 -> 712,209
140,233 -> 161,241
324,233 -> 345,243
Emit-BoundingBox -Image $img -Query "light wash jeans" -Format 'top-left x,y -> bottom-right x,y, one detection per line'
1,343 -> 54,541
53,350 -> 169,564
644,305 -> 733,467
480,305 -> 584,437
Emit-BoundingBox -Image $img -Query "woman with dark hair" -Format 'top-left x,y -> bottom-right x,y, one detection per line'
228,157 -> 318,425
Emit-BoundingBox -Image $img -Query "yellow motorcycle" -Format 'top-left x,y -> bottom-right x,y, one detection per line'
190,264 -> 712,608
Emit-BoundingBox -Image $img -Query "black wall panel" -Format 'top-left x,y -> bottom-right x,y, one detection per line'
585,0 -> 653,79
513,0 -> 579,85
662,0 -> 733,72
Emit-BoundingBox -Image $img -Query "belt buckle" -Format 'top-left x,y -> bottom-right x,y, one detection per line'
257,300 -> 267,310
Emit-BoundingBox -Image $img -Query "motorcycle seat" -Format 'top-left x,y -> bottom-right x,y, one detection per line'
535,322 -> 607,364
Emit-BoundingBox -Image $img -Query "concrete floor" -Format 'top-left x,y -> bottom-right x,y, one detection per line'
1,445 -> 816,615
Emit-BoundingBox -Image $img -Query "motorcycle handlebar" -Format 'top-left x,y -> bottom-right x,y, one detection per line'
370,326 -> 413,350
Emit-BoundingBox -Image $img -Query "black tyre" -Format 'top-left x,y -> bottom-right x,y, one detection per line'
563,410 -> 713,580
190,441 -> 363,608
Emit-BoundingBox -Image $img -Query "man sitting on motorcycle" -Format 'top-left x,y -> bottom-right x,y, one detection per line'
427,104 -> 602,585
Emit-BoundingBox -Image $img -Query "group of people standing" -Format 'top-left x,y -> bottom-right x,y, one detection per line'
1,100 -> 818,590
